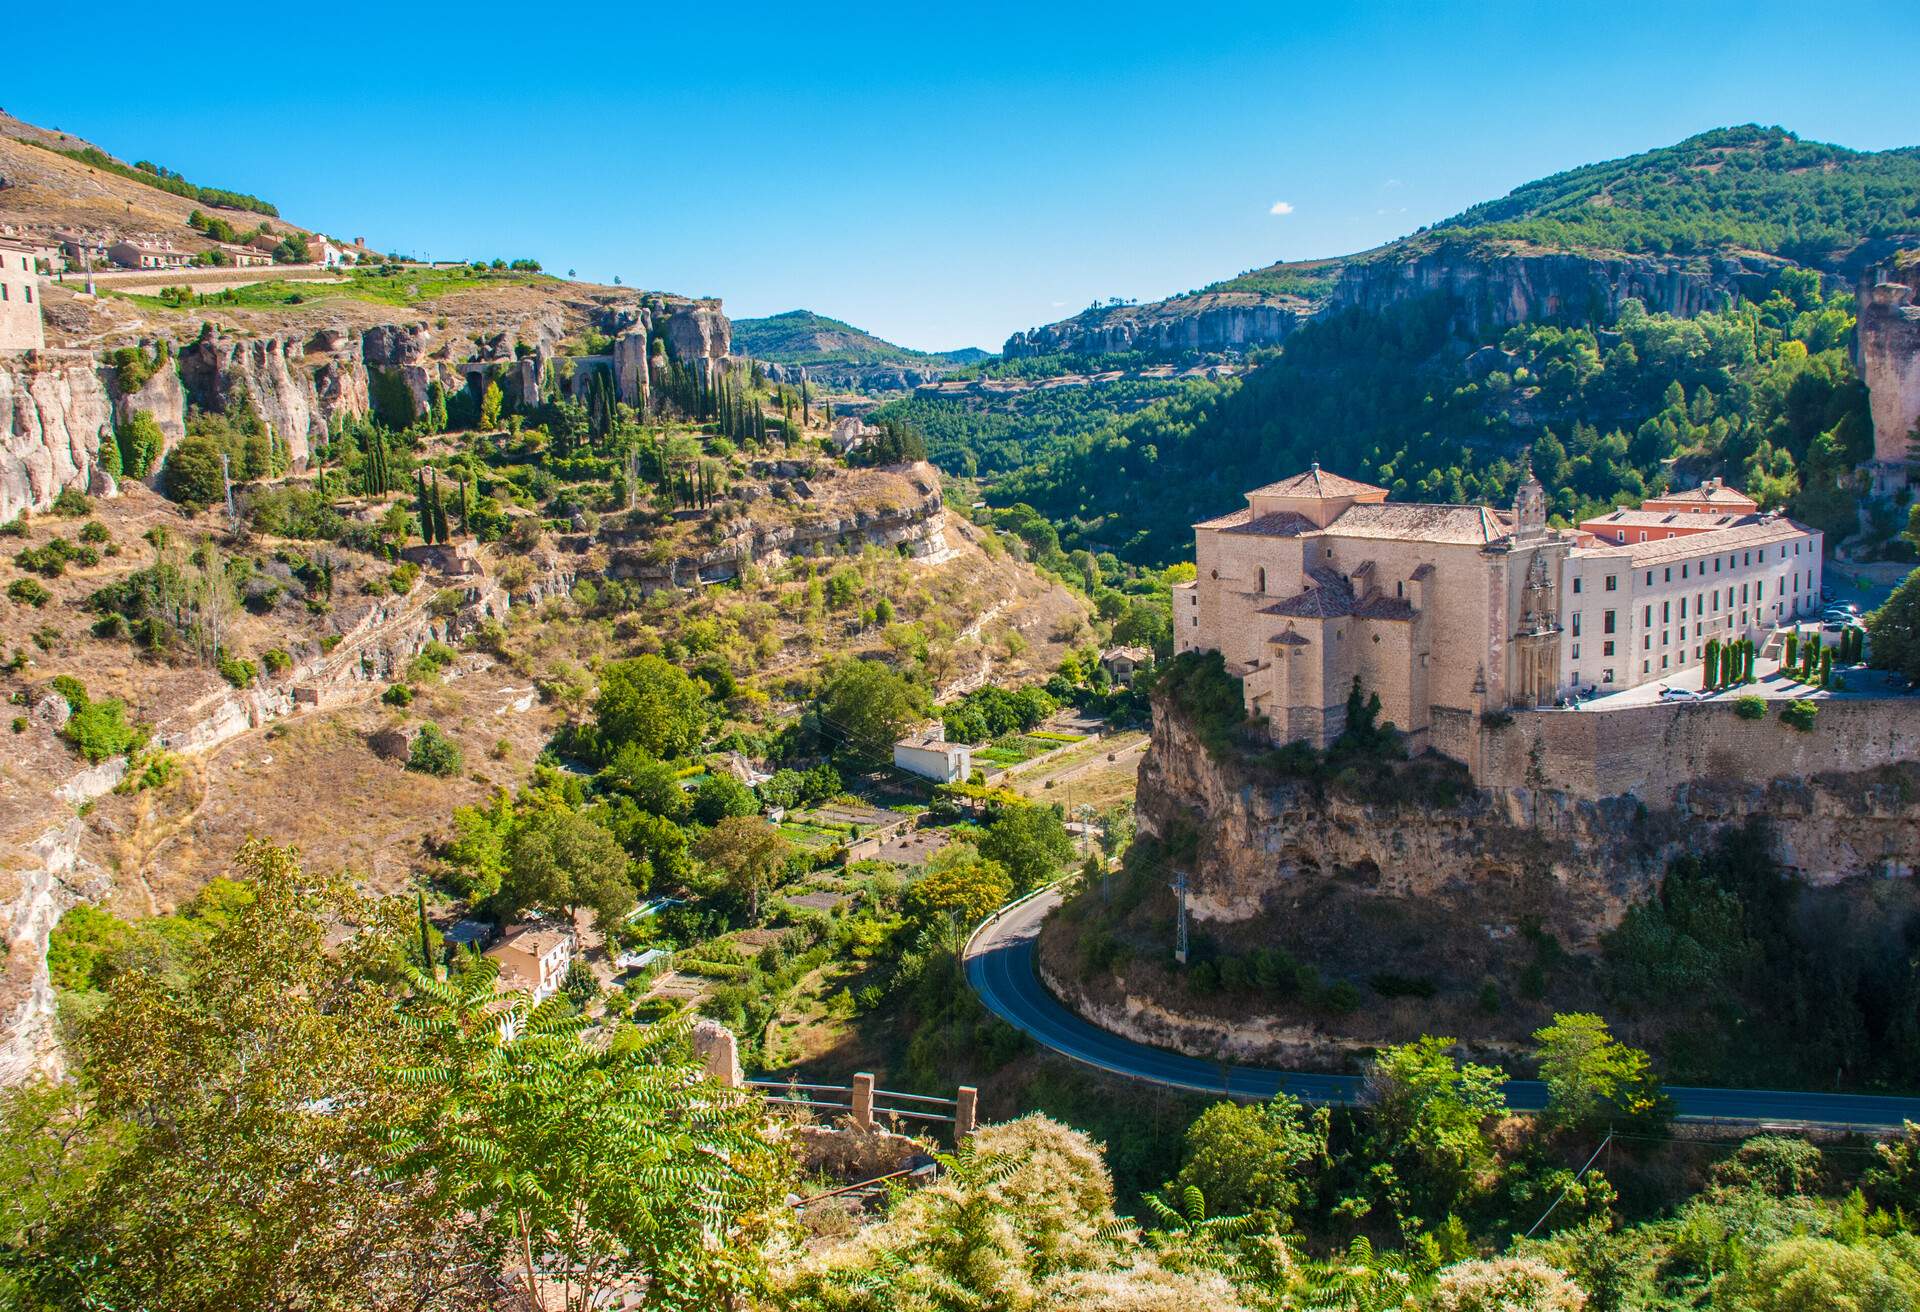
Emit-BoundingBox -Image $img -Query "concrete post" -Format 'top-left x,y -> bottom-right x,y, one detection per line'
851,1072 -> 875,1131
955,1085 -> 978,1138
689,1018 -> 740,1089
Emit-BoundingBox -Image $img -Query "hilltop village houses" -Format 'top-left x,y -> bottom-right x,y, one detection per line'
1173,464 -> 1823,755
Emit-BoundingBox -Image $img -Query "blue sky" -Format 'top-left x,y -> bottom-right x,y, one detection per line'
8,1 -> 1917,352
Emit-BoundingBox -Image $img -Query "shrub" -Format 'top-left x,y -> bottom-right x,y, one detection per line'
62,696 -> 146,763
8,578 -> 51,608
50,488 -> 91,517
1733,695 -> 1767,720
382,683 -> 414,707
261,648 -> 292,675
217,654 -> 258,688
407,722 -> 463,776
162,437 -> 228,512
78,521 -> 110,545
1780,699 -> 1818,732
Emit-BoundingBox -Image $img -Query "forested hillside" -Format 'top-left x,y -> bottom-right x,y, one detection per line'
1424,125 -> 1920,260
733,310 -> 985,369
981,267 -> 1874,566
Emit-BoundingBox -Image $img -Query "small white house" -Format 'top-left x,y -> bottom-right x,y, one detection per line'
893,727 -> 973,783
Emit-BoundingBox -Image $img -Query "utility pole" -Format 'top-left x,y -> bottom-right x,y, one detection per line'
1171,871 -> 1189,965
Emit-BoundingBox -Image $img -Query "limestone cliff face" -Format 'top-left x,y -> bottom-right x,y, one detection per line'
1855,278 -> 1920,469
1006,301 -> 1304,359
178,329 -> 356,463
1004,244 -> 1783,359
0,356 -> 113,520
1136,695 -> 1920,954
1323,245 -> 1778,338
360,322 -> 435,419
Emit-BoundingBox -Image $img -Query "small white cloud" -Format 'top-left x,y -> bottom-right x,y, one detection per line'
1376,206 -> 1408,216
1049,300 -> 1067,307
1269,200 -> 1295,216
1383,178 -> 1404,190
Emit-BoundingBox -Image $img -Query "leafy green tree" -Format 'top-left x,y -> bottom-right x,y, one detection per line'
596,742 -> 691,819
444,790 -> 514,902
813,657 -> 930,765
1172,1093 -> 1331,1226
691,772 -> 758,825
499,805 -> 636,929
117,410 -> 165,479
594,655 -> 708,760
391,966 -> 792,1310
694,815 -> 790,923
978,802 -> 1076,894
0,840 -> 490,1310
1533,1013 -> 1668,1132
1363,1036 -> 1507,1218
1868,569 -> 1920,682
904,844 -> 1013,929
479,379 -> 503,430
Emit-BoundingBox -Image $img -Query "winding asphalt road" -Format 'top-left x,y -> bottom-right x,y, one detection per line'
964,887 -> 1920,1130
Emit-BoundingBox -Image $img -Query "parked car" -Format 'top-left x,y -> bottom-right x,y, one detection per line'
1657,685 -> 1697,701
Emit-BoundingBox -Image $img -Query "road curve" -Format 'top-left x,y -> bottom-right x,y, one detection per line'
964,886 -> 1920,1130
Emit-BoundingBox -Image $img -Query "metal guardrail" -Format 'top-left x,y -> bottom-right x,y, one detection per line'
745,1075 -> 972,1131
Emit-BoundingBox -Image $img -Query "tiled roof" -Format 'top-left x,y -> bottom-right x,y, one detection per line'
1580,509 -> 1752,530
1325,502 -> 1510,545
1644,481 -> 1759,509
1261,566 -> 1356,618
1621,517 -> 1814,566
1353,595 -> 1416,620
1194,507 -> 1255,530
1223,511 -> 1318,537
1247,467 -> 1388,500
1271,629 -> 1311,647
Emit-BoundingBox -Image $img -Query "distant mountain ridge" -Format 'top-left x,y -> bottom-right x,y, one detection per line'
1007,126 -> 1920,359
733,309 -> 985,393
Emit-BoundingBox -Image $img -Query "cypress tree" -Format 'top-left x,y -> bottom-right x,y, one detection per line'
430,470 -> 449,544
458,476 -> 471,536
1704,638 -> 1719,688
416,470 -> 433,544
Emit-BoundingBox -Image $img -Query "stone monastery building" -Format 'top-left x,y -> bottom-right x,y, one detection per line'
1173,465 -> 1823,756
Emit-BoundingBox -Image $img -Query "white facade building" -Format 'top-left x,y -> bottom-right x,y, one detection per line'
893,728 -> 973,783
1558,517 -> 1823,693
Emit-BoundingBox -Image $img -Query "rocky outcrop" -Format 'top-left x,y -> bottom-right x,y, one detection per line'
0,560 -> 511,1085
0,355 -> 113,520
111,356 -> 186,452
360,322 -> 435,421
1136,694 -> 1920,955
0,817 -> 113,1084
663,303 -> 730,363
596,464 -> 950,589
612,322 -> 653,408
1855,277 -> 1920,474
